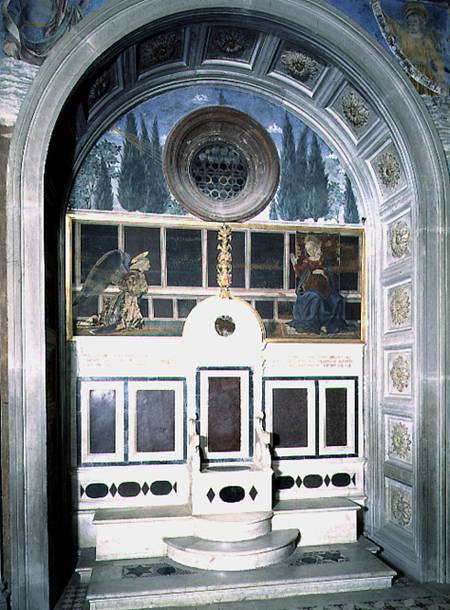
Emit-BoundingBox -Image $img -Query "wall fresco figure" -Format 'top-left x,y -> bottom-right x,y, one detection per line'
2,0 -> 84,64
289,234 -> 349,335
376,0 -> 447,95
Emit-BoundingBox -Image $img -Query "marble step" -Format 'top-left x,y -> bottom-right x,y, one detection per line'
193,511 -> 273,541
86,539 -> 396,610
164,529 -> 299,571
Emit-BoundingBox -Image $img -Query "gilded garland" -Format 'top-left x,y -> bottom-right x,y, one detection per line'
217,224 -> 232,298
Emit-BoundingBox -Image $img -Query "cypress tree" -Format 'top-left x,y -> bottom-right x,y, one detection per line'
118,112 -> 146,211
95,154 -> 114,211
151,116 -> 170,213
139,114 -> 154,212
271,112 -> 297,220
295,126 -> 309,220
307,133 -> 329,221
344,175 -> 360,224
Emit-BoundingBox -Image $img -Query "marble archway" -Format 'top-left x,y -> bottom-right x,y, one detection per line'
3,1 -> 448,608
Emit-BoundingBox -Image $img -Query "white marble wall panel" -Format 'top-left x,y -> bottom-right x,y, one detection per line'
385,213 -> 412,268
384,349 -> 412,398
385,281 -> 412,332
385,478 -> 413,532
385,415 -> 413,466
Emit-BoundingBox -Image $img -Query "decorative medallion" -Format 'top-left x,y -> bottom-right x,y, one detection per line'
88,66 -> 115,109
390,421 -> 412,461
217,224 -> 232,299
389,286 -> 411,327
390,485 -> 412,528
214,28 -> 247,55
281,50 -> 319,83
376,152 -> 401,190
389,354 -> 411,393
389,220 -> 411,258
341,90 -> 370,128
163,106 -> 279,222
138,31 -> 182,71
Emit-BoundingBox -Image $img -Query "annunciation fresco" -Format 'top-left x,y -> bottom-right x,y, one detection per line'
68,85 -> 364,341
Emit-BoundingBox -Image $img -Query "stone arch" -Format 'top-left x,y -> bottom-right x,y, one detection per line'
4,1 -> 448,608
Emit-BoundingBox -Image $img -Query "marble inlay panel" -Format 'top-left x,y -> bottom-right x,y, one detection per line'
385,415 -> 413,465
385,350 -> 412,397
385,478 -> 413,531
372,144 -> 405,197
386,282 -> 412,331
386,213 -> 412,266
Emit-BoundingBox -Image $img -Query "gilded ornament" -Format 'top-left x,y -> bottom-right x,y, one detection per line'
390,487 -> 412,528
214,28 -> 247,55
341,90 -> 370,128
389,220 -> 410,258
390,421 -> 412,461
217,224 -> 232,298
390,286 -> 410,326
389,354 -> 411,393
281,51 -> 319,83
376,152 -> 401,189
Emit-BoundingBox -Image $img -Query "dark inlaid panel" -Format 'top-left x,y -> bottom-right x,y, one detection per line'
325,387 -> 348,447
207,377 -> 241,452
136,389 -> 175,452
166,228 -> 202,286
89,389 -> 116,454
80,224 -> 118,282
124,226 -> 161,286
272,387 -> 308,448
250,232 -> 284,288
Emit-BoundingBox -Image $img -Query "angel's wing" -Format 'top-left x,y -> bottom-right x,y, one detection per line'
73,249 -> 131,306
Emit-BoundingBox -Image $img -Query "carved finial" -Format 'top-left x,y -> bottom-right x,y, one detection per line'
217,224 -> 232,298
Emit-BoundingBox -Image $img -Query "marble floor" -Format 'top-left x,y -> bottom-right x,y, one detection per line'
55,542 -> 450,610
56,575 -> 450,610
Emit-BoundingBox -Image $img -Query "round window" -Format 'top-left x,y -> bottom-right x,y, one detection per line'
163,106 -> 279,222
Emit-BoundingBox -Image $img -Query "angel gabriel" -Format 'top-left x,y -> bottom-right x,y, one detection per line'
74,250 -> 150,332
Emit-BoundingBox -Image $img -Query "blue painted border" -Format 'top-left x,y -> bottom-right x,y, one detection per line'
262,375 -> 359,460
77,376 -> 187,467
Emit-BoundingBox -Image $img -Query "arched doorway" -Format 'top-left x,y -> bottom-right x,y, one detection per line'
4,1 -> 448,608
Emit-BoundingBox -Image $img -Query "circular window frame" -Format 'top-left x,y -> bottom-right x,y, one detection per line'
163,106 -> 280,222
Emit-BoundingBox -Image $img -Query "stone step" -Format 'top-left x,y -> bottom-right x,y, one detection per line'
86,539 -> 395,610
164,529 -> 299,571
193,510 -> 273,541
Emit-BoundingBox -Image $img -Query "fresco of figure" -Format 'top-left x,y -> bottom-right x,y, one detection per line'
381,0 -> 447,94
2,0 -> 85,64
74,249 -> 150,333
289,234 -> 349,335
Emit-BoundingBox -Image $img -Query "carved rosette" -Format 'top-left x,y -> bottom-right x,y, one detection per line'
376,152 -> 401,190
88,66 -> 115,108
217,224 -> 232,298
389,286 -> 411,327
341,90 -> 370,128
214,28 -> 247,55
389,421 -> 412,462
281,50 -> 319,83
389,355 -> 411,393
390,486 -> 412,529
389,220 -> 410,259
139,31 -> 181,70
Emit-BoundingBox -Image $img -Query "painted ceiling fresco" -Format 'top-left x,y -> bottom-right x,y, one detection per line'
68,84 -> 360,224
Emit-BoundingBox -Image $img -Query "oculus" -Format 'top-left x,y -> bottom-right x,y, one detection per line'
163,106 -> 279,222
